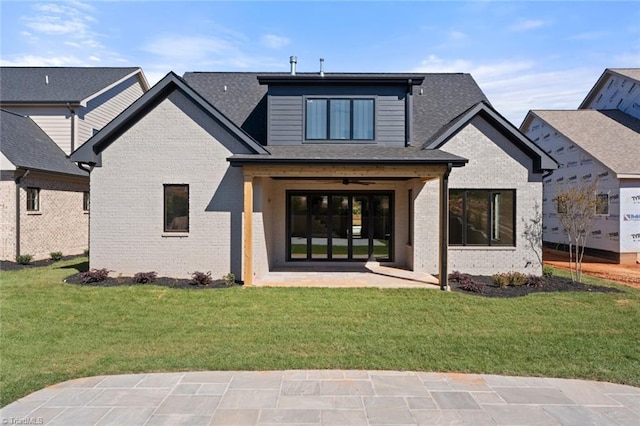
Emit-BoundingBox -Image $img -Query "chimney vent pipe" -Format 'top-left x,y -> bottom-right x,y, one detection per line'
320,58 -> 324,77
289,56 -> 297,75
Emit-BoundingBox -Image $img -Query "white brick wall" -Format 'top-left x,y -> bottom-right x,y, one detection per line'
90,90 -> 252,279
427,116 -> 544,276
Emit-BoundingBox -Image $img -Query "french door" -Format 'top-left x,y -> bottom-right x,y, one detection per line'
287,191 -> 393,261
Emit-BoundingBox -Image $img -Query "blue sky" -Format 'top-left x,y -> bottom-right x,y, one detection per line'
1,0 -> 639,124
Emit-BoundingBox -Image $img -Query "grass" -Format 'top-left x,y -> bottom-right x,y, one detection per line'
1,260 -> 639,406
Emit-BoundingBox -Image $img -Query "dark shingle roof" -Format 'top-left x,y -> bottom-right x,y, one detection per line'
182,72 -> 489,147
0,109 -> 87,176
0,67 -> 142,103
229,145 -> 467,166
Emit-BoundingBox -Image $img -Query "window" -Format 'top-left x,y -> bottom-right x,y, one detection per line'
164,184 -> 189,232
305,98 -> 374,140
556,195 -> 567,214
26,187 -> 40,211
449,189 -> 515,246
596,193 -> 609,215
83,191 -> 90,212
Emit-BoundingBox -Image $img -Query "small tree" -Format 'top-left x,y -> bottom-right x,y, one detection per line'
554,180 -> 600,282
521,202 -> 543,270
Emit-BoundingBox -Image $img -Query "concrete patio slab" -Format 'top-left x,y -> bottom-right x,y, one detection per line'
2,370 -> 639,425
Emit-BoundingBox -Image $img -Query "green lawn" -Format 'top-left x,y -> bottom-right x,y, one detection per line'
1,258 -> 639,406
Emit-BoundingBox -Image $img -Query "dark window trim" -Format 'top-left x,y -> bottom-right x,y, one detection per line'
83,191 -> 90,212
304,97 -> 376,142
26,187 -> 40,212
449,189 -> 516,247
286,190 -> 393,262
408,189 -> 413,246
163,184 -> 189,233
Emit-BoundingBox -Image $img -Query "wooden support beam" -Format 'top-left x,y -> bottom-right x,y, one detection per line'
243,175 -> 253,286
243,164 -> 448,179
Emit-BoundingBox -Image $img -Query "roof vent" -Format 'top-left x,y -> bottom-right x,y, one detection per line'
319,58 -> 324,77
45,75 -> 49,85
290,56 -> 297,75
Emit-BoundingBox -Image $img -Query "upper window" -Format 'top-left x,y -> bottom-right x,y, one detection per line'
596,193 -> 609,215
449,189 -> 515,246
164,184 -> 189,233
305,98 -> 374,141
26,187 -> 40,211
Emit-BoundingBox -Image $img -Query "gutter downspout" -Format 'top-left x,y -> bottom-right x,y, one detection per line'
14,169 -> 30,258
439,163 -> 452,291
406,79 -> 413,146
67,103 -> 76,153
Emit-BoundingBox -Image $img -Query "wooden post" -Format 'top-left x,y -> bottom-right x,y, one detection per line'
243,174 -> 253,286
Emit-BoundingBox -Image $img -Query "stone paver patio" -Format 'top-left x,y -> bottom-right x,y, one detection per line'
2,370 -> 639,425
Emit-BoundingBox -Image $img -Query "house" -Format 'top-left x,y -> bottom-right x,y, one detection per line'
71,61 -> 555,286
521,68 -> 640,264
0,67 -> 149,261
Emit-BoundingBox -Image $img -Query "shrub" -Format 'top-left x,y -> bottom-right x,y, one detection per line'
133,271 -> 157,284
508,271 -> 528,286
459,280 -> 486,294
80,268 -> 109,284
223,272 -> 235,287
527,274 -> 545,288
83,249 -> 89,257
492,273 -> 509,288
542,266 -> 554,277
50,251 -> 63,261
191,271 -> 213,286
15,254 -> 33,265
448,271 -> 467,282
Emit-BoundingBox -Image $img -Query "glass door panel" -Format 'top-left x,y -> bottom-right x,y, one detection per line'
310,195 -> 329,259
372,195 -> 391,261
289,196 -> 308,259
330,195 -> 350,259
352,196 -> 370,260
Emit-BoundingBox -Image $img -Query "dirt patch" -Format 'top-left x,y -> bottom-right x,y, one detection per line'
543,248 -> 640,289
449,274 -> 622,298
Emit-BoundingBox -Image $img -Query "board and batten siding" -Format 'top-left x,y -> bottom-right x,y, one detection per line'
3,106 -> 72,154
267,85 -> 406,146
77,76 -> 145,146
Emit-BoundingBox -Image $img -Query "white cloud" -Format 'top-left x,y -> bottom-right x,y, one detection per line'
23,1 -> 102,47
0,55 -> 88,67
509,19 -> 547,32
449,31 -> 467,41
568,31 -> 609,41
412,55 -> 598,125
142,36 -> 234,62
261,34 -> 291,50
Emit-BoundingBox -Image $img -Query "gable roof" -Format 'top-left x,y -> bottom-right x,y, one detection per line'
0,109 -> 87,176
526,109 -> 640,177
70,72 -> 268,165
579,68 -> 640,109
0,67 -> 149,105
182,72 -> 489,146
424,101 -> 557,173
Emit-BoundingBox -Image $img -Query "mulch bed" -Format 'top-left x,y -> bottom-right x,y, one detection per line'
64,273 -> 239,290
1,255 -> 85,272
449,274 -> 622,298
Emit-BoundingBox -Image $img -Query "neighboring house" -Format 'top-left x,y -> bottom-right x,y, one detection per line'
521,68 -> 640,264
72,64 -> 555,286
0,67 -> 149,260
